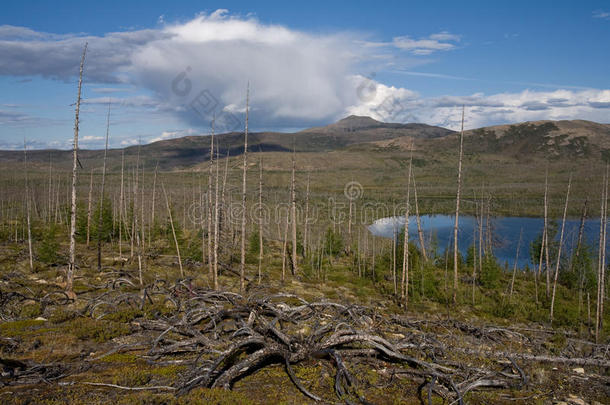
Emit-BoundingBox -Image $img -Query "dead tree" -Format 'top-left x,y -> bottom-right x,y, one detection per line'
596,165 -> 608,342
162,183 -> 183,277
412,169 -> 427,262
23,138 -> 33,272
290,143 -> 298,275
207,118 -> 215,282
401,144 -> 413,307
240,83 -> 249,292
258,155 -> 264,284
150,161 -> 158,249
97,101 -> 110,271
213,147 -> 220,290
134,140 -> 144,285
453,106 -> 465,304
303,170 -> 310,257
86,169 -> 94,246
67,43 -> 87,296
550,175 -> 571,323
543,172 -> 550,297
509,228 -> 523,298
119,150 -> 125,259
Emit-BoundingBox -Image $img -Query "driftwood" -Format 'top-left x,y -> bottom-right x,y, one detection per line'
1,273 -> 609,402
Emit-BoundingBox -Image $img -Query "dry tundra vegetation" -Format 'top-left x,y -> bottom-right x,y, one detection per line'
1,45 -> 610,405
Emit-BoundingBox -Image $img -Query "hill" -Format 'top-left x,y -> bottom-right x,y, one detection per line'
0,116 -> 453,171
1,117 -> 609,174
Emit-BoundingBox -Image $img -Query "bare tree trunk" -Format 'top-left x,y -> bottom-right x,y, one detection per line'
535,226 -> 545,305
453,106 -> 465,304
599,166 -> 608,340
220,149 -> 230,235
596,165 -> 608,342
119,150 -> 124,259
401,145 -> 413,307
134,140 -> 143,285
47,154 -> 52,223
150,161 -> 158,248
140,164 -> 145,260
478,195 -> 483,284
281,213 -> 289,282
240,84 -> 249,292
24,139 -> 33,272
392,224 -> 397,295
67,43 -> 87,295
258,156 -> 263,284
290,143 -> 298,275
207,119 -> 215,282
97,101 -> 111,271
303,171 -> 310,257
86,169 -> 93,246
472,203 -> 478,305
213,148 -> 220,290
412,169 -> 427,262
550,175 -> 572,323
371,235 -> 376,283
543,172 -> 550,297
510,227 -> 523,298
162,183 -> 183,277
577,198 -> 588,322
347,184 -> 353,255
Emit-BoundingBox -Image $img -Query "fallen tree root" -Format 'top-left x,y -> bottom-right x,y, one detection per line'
2,278 -> 608,402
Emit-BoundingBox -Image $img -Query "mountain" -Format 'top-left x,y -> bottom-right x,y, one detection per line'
364,119 -> 610,160
1,117 -> 609,171
0,116 -> 453,170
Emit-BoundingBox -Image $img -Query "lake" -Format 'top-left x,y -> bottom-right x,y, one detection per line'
368,215 -> 606,269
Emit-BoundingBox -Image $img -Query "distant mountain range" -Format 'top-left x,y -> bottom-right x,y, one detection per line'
2,115 -> 609,171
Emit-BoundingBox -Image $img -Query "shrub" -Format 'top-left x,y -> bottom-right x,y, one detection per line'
38,224 -> 60,264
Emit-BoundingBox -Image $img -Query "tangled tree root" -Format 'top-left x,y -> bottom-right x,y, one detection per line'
1,273 -> 609,403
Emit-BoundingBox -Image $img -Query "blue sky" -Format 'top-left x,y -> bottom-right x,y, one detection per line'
1,0 -> 609,149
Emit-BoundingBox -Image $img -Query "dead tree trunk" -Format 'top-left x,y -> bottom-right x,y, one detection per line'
240,84 -> 249,292
303,171 -> 310,257
550,175 -> 572,323
86,169 -> 94,246
24,139 -> 33,272
213,148 -> 220,290
281,212 -> 289,282
543,172 -> 550,297
453,106 -> 465,304
119,150 -> 125,259
134,140 -> 143,285
258,156 -> 264,284
290,142 -> 298,275
509,227 -> 523,298
162,183 -> 183,277
472,202 -> 478,305
67,43 -> 87,295
207,119 -> 215,282
97,101 -> 110,271
401,144 -> 413,307
596,165 -> 608,342
150,161 -> 158,249
412,169 -> 427,262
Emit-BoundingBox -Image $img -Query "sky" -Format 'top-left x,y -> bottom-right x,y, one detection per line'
0,0 -> 609,149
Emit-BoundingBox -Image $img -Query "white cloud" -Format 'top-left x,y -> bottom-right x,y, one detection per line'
0,12 -> 461,132
593,11 -> 610,20
82,135 -> 104,141
345,80 -> 610,130
120,139 -> 139,146
392,32 -> 460,55
149,128 -> 197,143
0,11 -> 609,146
